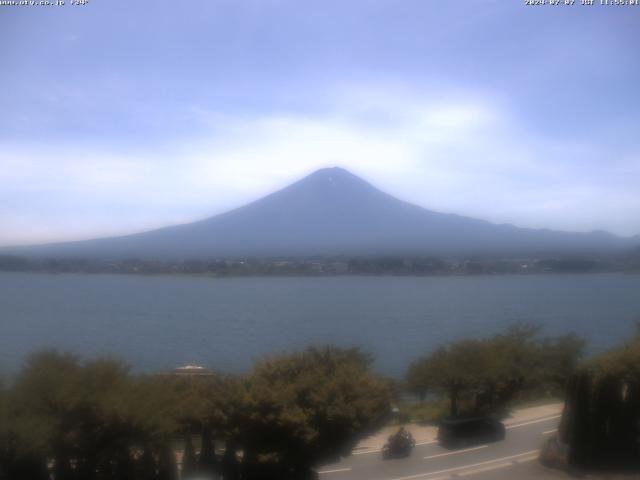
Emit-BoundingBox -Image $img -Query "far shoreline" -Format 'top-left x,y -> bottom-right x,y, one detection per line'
2,252 -> 639,277
1,269 -> 639,279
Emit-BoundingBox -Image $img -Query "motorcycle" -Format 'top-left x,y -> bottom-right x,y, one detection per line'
382,428 -> 416,459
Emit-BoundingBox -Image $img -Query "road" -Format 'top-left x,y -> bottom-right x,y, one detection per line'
316,415 -> 561,480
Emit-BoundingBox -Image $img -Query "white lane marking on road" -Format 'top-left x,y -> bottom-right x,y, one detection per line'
388,450 -> 539,480
423,445 -> 488,460
415,440 -> 438,447
506,414 -> 561,429
457,454 -> 538,477
352,440 -> 437,456
542,429 -> 557,435
318,467 -> 352,475
352,448 -> 381,455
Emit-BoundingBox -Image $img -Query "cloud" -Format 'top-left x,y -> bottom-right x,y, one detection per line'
1,88 -> 639,246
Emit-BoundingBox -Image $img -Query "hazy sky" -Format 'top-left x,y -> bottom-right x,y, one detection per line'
1,0 -> 639,246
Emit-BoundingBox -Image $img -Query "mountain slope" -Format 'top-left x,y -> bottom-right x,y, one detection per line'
5,167 -> 637,259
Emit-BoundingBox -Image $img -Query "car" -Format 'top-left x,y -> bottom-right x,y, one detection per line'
437,416 -> 505,449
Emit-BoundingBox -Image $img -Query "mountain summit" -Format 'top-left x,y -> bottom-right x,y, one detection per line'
6,168 -> 636,259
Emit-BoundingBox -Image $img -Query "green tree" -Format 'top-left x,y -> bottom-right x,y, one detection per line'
483,324 -> 542,408
538,333 -> 586,392
157,444 -> 178,480
240,346 -> 390,479
408,340 -> 493,416
561,332 -> 640,470
181,433 -> 196,478
407,325 -> 585,417
9,351 -> 181,480
162,372 -> 243,476
10,351 -> 83,478
0,377 -> 8,477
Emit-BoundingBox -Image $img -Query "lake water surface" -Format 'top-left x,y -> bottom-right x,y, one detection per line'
1,272 -> 639,377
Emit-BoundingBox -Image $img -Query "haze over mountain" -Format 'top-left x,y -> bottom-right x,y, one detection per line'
4,168 -> 638,260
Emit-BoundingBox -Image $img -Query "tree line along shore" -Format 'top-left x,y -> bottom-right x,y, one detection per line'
1,254 -> 639,276
1,324 -> 638,480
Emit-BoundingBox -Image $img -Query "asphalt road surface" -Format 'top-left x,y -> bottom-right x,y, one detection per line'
316,415 -> 561,480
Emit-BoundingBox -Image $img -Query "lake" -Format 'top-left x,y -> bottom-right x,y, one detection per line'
1,272 -> 639,377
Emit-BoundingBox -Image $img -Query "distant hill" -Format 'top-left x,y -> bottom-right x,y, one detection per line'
4,167 -> 639,259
